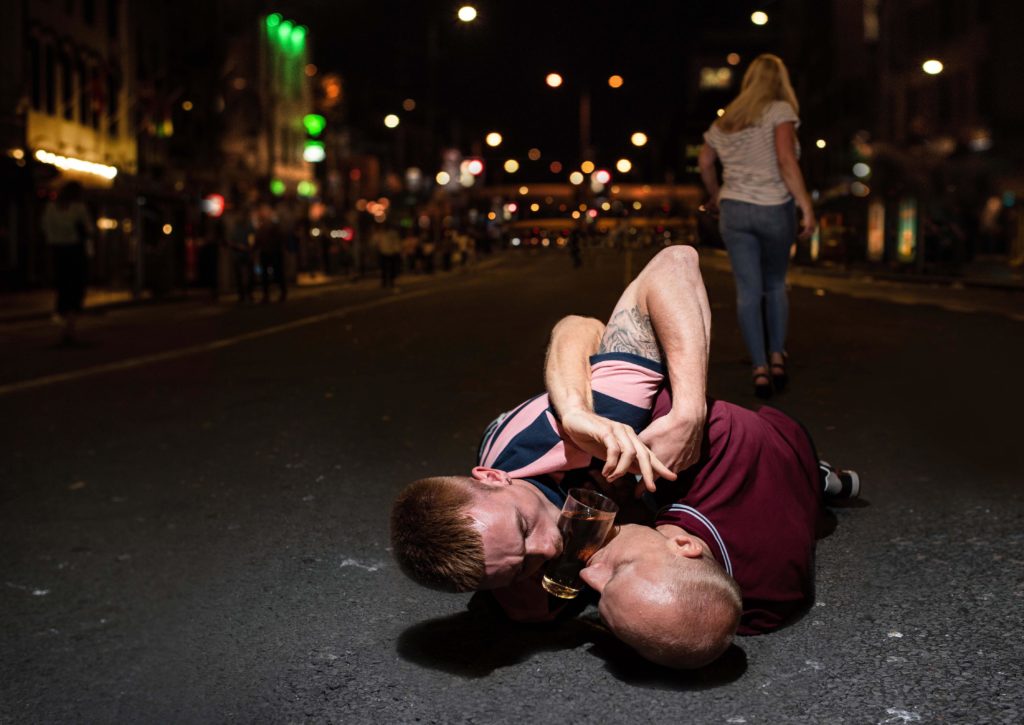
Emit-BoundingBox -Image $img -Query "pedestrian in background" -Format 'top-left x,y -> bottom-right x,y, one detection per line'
698,53 -> 815,398
255,202 -> 287,303
41,181 -> 93,346
401,228 -> 420,273
372,221 -> 402,290
420,234 -> 436,274
224,205 -> 255,304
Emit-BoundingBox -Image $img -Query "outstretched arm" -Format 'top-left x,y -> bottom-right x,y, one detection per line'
546,315 -> 675,493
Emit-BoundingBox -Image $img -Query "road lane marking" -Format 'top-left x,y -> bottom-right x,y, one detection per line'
0,287 -> 439,398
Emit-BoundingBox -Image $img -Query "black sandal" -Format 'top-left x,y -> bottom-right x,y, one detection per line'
753,368 -> 772,399
769,355 -> 788,391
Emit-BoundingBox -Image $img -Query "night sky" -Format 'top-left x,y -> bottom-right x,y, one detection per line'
286,0 -> 781,178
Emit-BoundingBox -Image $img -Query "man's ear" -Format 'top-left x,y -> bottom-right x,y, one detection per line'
471,466 -> 511,486
580,562 -> 612,593
666,532 -> 706,560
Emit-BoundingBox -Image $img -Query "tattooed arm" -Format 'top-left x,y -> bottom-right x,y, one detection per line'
547,247 -> 711,477
614,247 -> 710,474
545,316 -> 675,493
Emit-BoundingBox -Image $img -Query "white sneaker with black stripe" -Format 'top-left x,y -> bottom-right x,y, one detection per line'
819,460 -> 860,500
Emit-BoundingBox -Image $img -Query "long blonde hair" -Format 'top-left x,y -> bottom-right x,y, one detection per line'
716,54 -> 799,132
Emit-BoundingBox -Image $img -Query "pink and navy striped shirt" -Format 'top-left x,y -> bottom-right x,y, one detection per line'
477,352 -> 666,506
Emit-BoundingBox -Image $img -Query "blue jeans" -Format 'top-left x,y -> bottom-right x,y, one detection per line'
719,199 -> 796,368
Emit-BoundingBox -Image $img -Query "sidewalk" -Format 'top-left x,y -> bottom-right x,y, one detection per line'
0,271 -> 361,324
800,257 -> 1024,292
699,248 -> 1024,321
0,258 -> 509,324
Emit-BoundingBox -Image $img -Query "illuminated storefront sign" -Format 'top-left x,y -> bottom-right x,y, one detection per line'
867,200 -> 885,262
897,198 -> 917,262
34,149 -> 117,179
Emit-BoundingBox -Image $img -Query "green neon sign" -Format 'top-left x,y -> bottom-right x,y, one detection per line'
291,25 -> 307,52
269,179 -> 286,196
303,114 -> 326,136
266,13 -> 282,30
278,19 -> 293,45
297,180 -> 317,197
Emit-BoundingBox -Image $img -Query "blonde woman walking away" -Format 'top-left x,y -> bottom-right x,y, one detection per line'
698,54 -> 815,398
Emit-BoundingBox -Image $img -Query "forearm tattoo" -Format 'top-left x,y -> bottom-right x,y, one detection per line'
599,306 -> 662,362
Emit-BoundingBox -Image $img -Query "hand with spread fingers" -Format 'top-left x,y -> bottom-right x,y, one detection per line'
559,408 -> 677,495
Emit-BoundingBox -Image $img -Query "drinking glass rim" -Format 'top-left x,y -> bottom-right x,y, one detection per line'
566,487 -> 618,514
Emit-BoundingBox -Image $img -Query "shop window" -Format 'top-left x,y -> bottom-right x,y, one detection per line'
29,36 -> 41,110
90,67 -> 101,130
78,59 -> 91,126
108,71 -> 121,136
60,51 -> 74,120
44,43 -> 56,115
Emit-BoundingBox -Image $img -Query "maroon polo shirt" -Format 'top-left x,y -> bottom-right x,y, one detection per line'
653,398 -> 821,635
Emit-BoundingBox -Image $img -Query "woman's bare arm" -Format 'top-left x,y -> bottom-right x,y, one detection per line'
775,122 -> 816,239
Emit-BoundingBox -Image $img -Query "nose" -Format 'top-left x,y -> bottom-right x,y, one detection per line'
535,533 -> 561,561
521,535 -> 561,577
579,565 -> 602,592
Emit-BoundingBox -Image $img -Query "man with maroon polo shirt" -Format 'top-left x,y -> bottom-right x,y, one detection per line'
543,319 -> 849,638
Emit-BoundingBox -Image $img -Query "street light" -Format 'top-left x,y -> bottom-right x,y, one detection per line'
922,59 -> 944,75
727,53 -> 741,66
615,158 -> 632,173
580,160 -> 595,174
815,138 -> 827,149
402,98 -> 416,111
504,159 -> 519,173
608,74 -> 624,88
485,131 -> 503,147
528,147 -> 542,161
630,131 -> 648,147
549,161 -> 562,174
457,5 -> 477,22
384,114 -> 400,128
751,11 -> 768,25
545,72 -> 563,88
435,171 -> 451,185
568,171 -> 584,185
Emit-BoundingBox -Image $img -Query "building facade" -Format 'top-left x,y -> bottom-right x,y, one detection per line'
1,0 -> 136,289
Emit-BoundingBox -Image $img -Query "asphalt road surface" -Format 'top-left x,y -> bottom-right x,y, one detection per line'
2,246 -> 1022,723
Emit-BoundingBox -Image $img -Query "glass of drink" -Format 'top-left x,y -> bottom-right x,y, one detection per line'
541,488 -> 619,599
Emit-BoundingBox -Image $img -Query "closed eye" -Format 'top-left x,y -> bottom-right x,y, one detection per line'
516,510 -> 530,574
